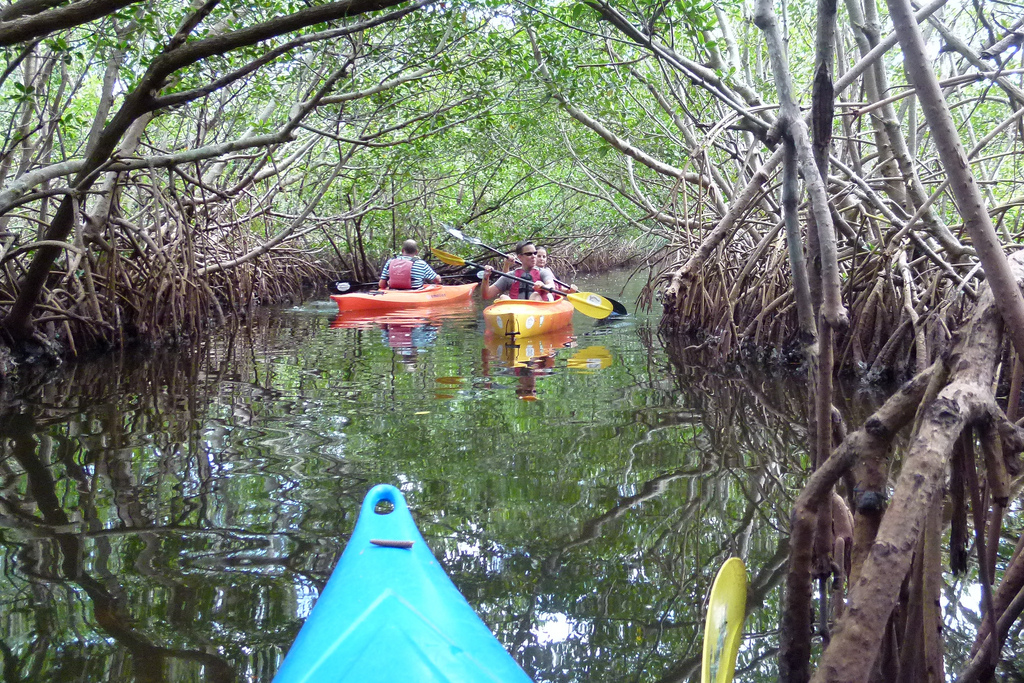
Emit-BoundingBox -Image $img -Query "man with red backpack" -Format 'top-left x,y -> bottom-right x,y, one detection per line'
378,240 -> 441,290
480,240 -> 556,301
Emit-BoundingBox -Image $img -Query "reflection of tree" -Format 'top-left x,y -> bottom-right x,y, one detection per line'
0,307 -> 821,682
503,465 -> 713,646
3,307 -> 518,679
415,333 -> 805,682
494,455 -> 789,682
1,411 -> 233,682
0,315 -> 343,680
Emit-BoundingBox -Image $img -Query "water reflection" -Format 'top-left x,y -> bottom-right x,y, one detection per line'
567,346 -> 613,372
331,307 -> 479,372
0,275 -> 867,682
484,328 -> 575,368
331,308 -> 478,353
481,329 -> 581,402
330,306 -> 478,332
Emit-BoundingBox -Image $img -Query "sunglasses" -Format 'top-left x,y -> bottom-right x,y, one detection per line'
520,251 -> 537,256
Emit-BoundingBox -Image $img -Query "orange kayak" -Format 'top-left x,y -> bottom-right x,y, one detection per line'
483,297 -> 574,338
331,283 -> 477,313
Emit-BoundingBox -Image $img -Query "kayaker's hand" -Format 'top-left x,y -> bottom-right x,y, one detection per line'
567,284 -> 579,293
504,254 -> 516,270
532,281 -> 548,293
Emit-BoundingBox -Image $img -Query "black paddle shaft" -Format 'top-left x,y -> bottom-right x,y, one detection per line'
463,259 -> 566,298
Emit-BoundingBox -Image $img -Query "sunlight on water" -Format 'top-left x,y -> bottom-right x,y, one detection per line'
535,612 -> 575,645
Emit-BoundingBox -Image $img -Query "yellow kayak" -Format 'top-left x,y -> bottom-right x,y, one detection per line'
483,298 -> 574,338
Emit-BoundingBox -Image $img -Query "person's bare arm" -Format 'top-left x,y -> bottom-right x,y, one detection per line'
481,266 -> 498,299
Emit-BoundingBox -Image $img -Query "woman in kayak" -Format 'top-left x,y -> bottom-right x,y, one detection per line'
378,240 -> 441,290
536,245 -> 550,270
536,246 -> 579,295
481,241 -> 554,301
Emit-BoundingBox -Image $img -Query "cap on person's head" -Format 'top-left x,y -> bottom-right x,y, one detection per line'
515,240 -> 536,255
402,239 -> 419,254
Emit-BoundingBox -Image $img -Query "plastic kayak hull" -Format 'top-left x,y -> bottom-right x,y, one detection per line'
483,298 -> 574,338
273,485 -> 532,683
330,283 -> 478,313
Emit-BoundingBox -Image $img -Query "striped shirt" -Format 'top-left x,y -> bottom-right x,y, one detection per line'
379,257 -> 439,289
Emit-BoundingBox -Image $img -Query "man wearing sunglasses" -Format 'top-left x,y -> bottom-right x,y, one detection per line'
481,241 -> 555,301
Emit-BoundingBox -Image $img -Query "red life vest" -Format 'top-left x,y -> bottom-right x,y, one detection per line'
508,268 -> 552,300
387,257 -> 414,289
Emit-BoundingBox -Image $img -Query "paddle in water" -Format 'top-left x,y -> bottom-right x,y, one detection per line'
431,248 -> 613,319
701,557 -> 747,683
442,223 -> 629,316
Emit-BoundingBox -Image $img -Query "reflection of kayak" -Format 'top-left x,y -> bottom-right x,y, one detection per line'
273,485 -> 532,683
331,305 -> 476,353
483,298 -> 574,338
382,323 -> 438,352
330,305 -> 474,330
702,557 -> 747,683
332,306 -> 476,355
484,328 -> 574,368
330,283 -> 478,313
567,346 -> 613,371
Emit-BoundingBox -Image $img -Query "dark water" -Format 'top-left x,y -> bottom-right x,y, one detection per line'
0,271 -> 995,681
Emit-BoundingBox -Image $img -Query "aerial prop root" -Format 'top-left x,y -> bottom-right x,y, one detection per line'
781,255 -> 1024,682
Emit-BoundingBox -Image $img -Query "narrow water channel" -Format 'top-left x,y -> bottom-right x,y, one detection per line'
0,271 -> 993,681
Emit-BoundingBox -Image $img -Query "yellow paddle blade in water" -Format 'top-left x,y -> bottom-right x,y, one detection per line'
567,346 -> 613,371
702,557 -> 747,683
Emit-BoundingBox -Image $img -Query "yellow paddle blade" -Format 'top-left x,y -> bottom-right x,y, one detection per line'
430,247 -> 467,267
702,557 -> 747,683
566,291 -> 613,319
